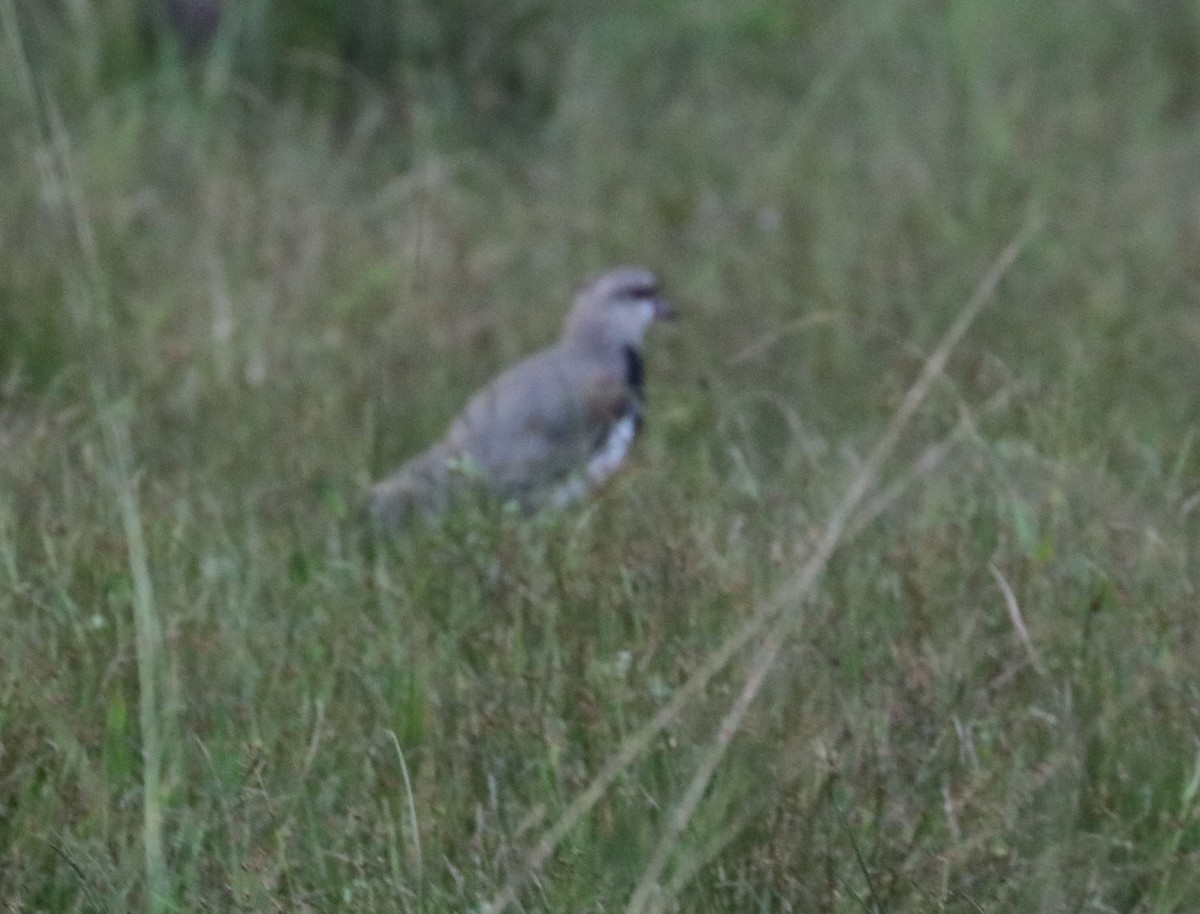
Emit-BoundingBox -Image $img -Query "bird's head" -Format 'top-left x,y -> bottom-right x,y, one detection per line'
564,266 -> 675,349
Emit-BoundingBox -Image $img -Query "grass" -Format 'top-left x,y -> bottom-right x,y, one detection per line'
2,0 -> 1200,911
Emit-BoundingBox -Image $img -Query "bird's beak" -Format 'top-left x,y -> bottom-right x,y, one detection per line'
653,297 -> 677,321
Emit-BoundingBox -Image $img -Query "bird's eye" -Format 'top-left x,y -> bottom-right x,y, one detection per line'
627,284 -> 658,300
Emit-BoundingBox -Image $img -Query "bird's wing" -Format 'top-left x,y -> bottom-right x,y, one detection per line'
446,346 -> 631,501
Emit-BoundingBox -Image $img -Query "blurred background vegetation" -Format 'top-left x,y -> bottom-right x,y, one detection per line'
2,0 -> 1200,911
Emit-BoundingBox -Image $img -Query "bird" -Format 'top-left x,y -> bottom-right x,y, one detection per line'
370,266 -> 676,531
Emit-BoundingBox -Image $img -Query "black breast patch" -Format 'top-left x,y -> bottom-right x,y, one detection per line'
622,344 -> 646,431
622,345 -> 645,399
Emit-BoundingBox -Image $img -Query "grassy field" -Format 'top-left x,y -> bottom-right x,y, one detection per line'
3,0 -> 1200,911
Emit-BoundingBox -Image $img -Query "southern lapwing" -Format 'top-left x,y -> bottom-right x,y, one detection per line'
371,267 -> 675,531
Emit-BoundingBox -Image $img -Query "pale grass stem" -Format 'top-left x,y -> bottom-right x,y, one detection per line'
989,563 -> 1047,677
389,729 -> 425,889
103,410 -> 170,912
844,380 -> 1025,541
4,7 -> 172,902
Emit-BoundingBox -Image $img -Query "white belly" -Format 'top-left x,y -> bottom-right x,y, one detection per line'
587,414 -> 637,483
548,415 -> 638,509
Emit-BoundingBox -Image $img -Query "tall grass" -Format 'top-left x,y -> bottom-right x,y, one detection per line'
2,0 -> 1199,911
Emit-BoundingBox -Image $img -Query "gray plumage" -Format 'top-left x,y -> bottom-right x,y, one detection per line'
371,267 -> 675,531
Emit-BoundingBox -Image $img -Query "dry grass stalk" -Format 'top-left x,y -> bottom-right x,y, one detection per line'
989,562 -> 1048,677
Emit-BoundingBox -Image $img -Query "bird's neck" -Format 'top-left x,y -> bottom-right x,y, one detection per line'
562,316 -> 646,356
